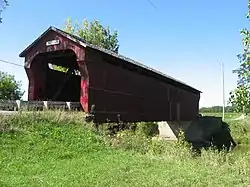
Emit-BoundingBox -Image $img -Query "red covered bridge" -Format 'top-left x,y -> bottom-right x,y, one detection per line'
19,26 -> 201,123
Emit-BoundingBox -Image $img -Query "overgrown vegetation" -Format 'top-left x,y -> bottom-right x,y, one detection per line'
0,111 -> 250,186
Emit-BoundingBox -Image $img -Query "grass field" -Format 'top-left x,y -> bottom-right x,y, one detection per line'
201,112 -> 242,119
1,111 -> 250,187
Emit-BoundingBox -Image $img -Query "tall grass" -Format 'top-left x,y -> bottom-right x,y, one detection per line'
0,111 -> 250,186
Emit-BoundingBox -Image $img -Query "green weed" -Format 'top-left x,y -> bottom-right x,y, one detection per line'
0,111 -> 249,186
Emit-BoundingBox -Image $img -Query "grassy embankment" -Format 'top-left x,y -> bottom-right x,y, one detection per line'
0,111 -> 250,186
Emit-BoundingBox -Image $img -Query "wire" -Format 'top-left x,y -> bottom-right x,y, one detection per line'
0,59 -> 23,67
146,0 -> 158,10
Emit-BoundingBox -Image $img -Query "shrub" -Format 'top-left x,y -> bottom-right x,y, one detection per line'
135,122 -> 159,137
108,130 -> 151,154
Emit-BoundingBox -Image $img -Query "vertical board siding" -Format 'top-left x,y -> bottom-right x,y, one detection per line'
87,49 -> 200,122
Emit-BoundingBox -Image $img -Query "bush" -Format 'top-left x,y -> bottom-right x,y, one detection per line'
135,122 -> 159,137
97,122 -> 137,136
107,130 -> 151,154
228,117 -> 250,145
98,121 -> 160,154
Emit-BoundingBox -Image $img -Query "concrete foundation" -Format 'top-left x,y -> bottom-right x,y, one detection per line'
157,121 -> 192,140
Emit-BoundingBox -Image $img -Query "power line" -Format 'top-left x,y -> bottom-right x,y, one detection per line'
0,59 -> 23,67
146,0 -> 158,10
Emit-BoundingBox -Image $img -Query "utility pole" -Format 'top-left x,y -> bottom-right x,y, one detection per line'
221,61 -> 225,121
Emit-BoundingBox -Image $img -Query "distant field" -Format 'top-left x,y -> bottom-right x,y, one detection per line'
0,111 -> 250,186
201,112 -> 241,120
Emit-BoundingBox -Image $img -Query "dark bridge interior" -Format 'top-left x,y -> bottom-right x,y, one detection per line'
30,49 -> 81,102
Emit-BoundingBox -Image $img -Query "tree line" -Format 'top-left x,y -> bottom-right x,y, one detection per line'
199,106 -> 237,113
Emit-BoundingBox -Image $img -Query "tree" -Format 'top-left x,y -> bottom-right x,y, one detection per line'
228,0 -> 250,114
0,71 -> 24,100
0,0 -> 8,23
65,18 -> 119,53
51,18 -> 120,72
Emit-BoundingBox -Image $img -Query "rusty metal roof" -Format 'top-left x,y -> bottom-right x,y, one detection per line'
19,26 -> 201,93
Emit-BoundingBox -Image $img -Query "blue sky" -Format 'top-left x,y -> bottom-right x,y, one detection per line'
0,0 -> 248,107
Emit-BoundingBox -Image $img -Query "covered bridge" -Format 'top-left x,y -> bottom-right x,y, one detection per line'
19,26 -> 201,123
